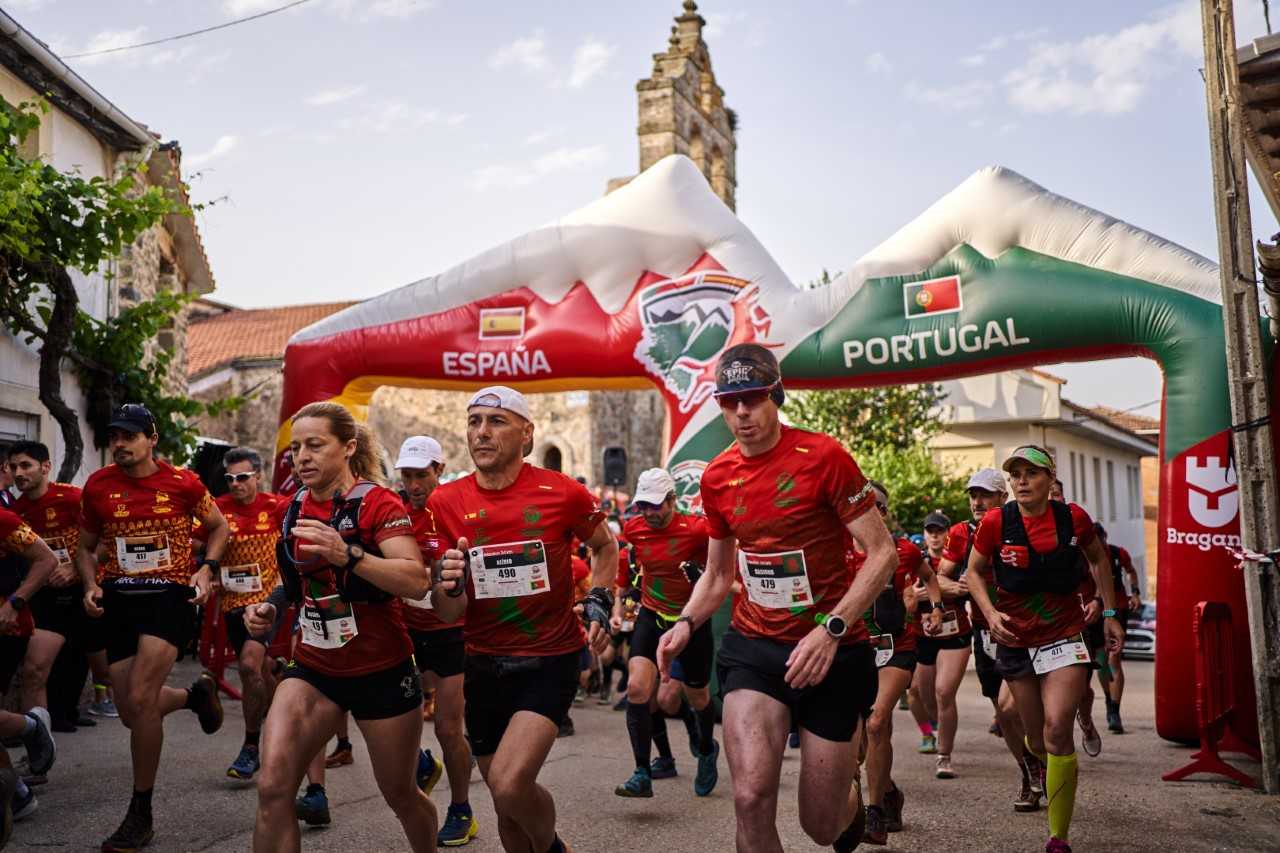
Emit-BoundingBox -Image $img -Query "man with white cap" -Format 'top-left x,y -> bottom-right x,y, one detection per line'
395,436 -> 478,848
935,467 -> 1043,812
430,386 -> 618,853
612,467 -> 719,800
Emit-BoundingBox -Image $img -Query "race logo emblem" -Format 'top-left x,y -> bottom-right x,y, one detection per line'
722,360 -> 752,386
1186,455 -> 1238,528
634,271 -> 770,414
670,460 -> 708,515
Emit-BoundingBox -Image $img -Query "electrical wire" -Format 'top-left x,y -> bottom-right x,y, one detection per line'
63,0 -> 315,59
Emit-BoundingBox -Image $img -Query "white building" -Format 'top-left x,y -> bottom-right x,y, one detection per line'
929,368 -> 1158,588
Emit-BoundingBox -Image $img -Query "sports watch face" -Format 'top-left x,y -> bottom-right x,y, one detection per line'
825,615 -> 847,637
349,544 -> 365,561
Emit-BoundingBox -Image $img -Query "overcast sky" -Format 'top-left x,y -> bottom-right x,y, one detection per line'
8,0 -> 1278,416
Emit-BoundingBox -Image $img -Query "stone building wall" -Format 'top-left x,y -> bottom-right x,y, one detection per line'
190,361 -> 285,464
116,221 -> 192,398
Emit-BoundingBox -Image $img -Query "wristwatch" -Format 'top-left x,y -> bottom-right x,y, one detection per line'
7,595 -> 25,611
931,601 -> 945,611
200,559 -> 220,576
823,614 -> 848,639
1102,608 -> 1118,619
676,615 -> 696,632
345,543 -> 365,572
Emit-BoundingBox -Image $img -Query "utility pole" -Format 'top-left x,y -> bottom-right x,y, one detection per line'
1200,0 -> 1280,794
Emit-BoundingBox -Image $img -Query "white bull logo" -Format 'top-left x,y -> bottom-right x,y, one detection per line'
1185,455 -> 1238,529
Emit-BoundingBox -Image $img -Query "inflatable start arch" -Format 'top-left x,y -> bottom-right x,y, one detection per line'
277,155 -> 1274,745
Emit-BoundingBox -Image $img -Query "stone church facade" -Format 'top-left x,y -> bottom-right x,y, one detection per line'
191,1 -> 735,488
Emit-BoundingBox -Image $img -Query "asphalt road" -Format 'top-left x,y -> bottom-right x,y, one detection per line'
9,657 -> 1280,852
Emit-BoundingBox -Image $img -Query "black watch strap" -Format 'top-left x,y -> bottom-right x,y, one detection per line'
676,615 -> 695,631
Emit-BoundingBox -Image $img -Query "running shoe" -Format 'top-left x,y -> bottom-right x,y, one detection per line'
863,804 -> 888,846
418,748 -> 444,795
597,682 -> 613,706
1107,708 -> 1125,734
1046,838 -> 1072,853
1077,711 -> 1102,757
573,687 -> 587,705
75,713 -> 97,727
1023,749 -> 1045,796
102,807 -> 154,852
989,719 -> 1002,736
437,802 -> 478,846
614,767 -> 654,798
296,785 -> 331,826
1014,776 -> 1041,812
883,783 -> 904,832
0,768 -> 14,849
917,734 -> 937,754
694,740 -> 719,797
649,755 -> 677,779
227,745 -> 261,780
935,754 -> 956,779
833,780 -> 866,853
325,741 -> 354,767
12,783 -> 36,821
21,712 -> 55,775
897,692 -> 909,711
787,729 -> 800,749
557,717 -> 575,738
612,696 -> 627,712
188,672 -> 224,735
88,699 -> 120,718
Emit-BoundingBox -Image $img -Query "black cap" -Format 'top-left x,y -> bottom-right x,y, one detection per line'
1094,522 -> 1107,540
107,403 -> 156,436
714,343 -> 781,396
924,510 -> 951,530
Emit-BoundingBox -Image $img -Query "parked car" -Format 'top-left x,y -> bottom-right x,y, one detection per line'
1124,603 -> 1156,660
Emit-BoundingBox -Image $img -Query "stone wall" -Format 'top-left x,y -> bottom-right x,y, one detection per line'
116,221 -> 191,398
190,360 -> 285,464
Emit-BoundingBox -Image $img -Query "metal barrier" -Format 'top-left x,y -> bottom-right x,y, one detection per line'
198,594 -> 297,701
1162,601 -> 1261,788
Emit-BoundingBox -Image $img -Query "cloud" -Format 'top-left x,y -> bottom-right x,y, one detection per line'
3,0 -> 52,9
490,30 -> 550,73
305,84 -> 367,106
865,51 -> 891,75
703,11 -> 747,40
523,129 -> 557,146
470,144 -> 609,191
960,54 -> 986,68
223,0 -> 281,14
905,80 -> 993,111
568,37 -> 616,88
532,145 -> 607,174
70,27 -> 196,67
186,135 -> 239,168
364,0 -> 435,17
331,99 -> 464,134
228,0 -> 434,19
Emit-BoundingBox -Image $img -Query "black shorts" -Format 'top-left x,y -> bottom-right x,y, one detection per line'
629,607 -> 713,689
225,606 -> 282,657
0,636 -> 30,693
30,584 -> 83,638
102,586 -> 197,664
916,632 -> 973,666
716,628 -> 876,742
972,630 -> 1002,700
880,649 -> 917,673
464,650 -> 579,757
410,626 -> 465,679
281,657 -> 422,720
995,633 -> 1093,681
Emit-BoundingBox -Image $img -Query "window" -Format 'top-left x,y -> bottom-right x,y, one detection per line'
1079,453 -> 1087,503
1107,460 -> 1117,521
542,445 -> 562,472
1128,465 -> 1142,519
1093,456 -> 1103,520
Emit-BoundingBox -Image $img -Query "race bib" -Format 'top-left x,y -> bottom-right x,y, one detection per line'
115,534 -> 172,575
621,618 -> 636,632
738,549 -> 814,609
45,535 -> 72,567
938,608 -> 961,638
300,594 -> 359,650
468,540 -> 550,600
873,633 -> 895,668
1030,634 -> 1090,676
221,563 -> 263,594
404,592 -> 434,610
980,629 -> 996,659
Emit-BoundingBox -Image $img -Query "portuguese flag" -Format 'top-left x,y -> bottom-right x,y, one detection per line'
903,275 -> 962,318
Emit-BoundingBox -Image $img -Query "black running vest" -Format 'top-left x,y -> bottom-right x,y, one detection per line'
993,501 -> 1084,595
277,481 -> 391,604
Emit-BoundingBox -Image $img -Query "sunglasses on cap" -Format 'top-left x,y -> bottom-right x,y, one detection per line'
224,472 -> 254,483
714,381 -> 780,410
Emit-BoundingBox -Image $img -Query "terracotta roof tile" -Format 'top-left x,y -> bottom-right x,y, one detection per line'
1088,404 -> 1161,434
187,302 -> 356,378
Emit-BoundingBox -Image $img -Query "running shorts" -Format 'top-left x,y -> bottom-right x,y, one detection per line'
995,633 -> 1094,682
716,627 -> 876,742
409,626 -> 465,679
916,632 -> 972,666
0,635 -> 29,693
281,656 -> 421,720
880,649 -> 917,674
629,607 -> 713,689
972,630 -> 1002,700
102,586 -> 196,664
463,650 -> 579,757
30,584 -> 84,638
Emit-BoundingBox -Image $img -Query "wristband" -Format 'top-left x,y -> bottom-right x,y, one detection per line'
201,559 -> 220,576
1102,608 -> 1118,618
676,615 -> 695,632
930,601 -> 945,611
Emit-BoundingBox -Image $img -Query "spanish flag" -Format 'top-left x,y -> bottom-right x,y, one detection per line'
479,307 -> 525,339
903,275 -> 962,318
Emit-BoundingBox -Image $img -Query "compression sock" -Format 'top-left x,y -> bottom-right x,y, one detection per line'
1046,751 -> 1079,841
130,788 -> 153,817
917,721 -> 934,736
651,710 -> 674,760
625,700 -> 654,769
695,704 -> 716,755
244,730 -> 260,749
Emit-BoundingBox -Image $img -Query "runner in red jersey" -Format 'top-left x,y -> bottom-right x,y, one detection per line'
8,441 -> 83,719
432,386 -> 617,853
1093,524 -> 1140,736
966,446 -> 1123,853
194,447 -> 288,783
612,468 -> 719,800
654,344 -> 897,853
937,467 -> 1043,811
393,436 -> 477,848
76,404 -> 229,852
853,484 -> 943,845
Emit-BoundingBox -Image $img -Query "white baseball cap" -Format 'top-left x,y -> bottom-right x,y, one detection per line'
466,385 -> 532,422
395,436 -> 443,470
632,468 -> 676,506
966,467 -> 1007,494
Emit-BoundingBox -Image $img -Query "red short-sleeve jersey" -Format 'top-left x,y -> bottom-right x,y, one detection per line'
972,502 -> 1097,647
0,508 -> 38,557
196,492 -> 286,614
289,484 -> 416,676
428,464 -> 605,657
699,426 -> 876,645
13,483 -> 81,571
851,537 -> 922,652
622,512 -> 708,619
80,462 -> 216,587
399,501 -> 463,632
